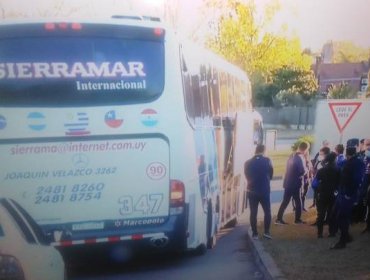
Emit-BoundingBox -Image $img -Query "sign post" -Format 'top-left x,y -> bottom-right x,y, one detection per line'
328,102 -> 362,144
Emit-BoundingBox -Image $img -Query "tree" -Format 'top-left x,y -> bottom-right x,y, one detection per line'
204,0 -> 312,106
331,41 -> 370,63
327,82 -> 357,99
205,0 -> 311,78
256,67 -> 318,106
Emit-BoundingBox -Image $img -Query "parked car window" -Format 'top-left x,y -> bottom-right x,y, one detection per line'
12,200 -> 49,245
1,199 -> 36,244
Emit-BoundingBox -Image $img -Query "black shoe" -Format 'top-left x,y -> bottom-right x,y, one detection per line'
330,242 -> 346,249
252,233 -> 259,240
294,219 -> 306,225
275,219 -> 288,225
263,233 -> 272,239
318,234 -> 323,238
327,233 -> 336,238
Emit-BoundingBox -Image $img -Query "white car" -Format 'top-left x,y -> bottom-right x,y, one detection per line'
0,198 -> 65,280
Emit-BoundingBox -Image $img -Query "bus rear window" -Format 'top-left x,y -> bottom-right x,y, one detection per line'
0,37 -> 164,106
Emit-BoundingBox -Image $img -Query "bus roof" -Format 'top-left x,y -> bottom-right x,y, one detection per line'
0,16 -> 169,30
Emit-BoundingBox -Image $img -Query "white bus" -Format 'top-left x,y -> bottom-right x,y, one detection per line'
0,18 -> 262,260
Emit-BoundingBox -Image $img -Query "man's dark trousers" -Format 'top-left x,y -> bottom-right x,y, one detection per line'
316,195 -> 336,236
248,191 -> 271,235
336,195 -> 354,243
277,187 -> 301,222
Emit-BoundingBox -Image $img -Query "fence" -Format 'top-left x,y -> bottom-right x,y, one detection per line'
256,106 -> 316,130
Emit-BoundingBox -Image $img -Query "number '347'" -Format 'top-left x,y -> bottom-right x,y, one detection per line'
118,194 -> 163,215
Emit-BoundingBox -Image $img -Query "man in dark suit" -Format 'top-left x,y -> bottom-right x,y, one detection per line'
331,147 -> 364,249
275,141 -> 309,225
244,144 -> 273,239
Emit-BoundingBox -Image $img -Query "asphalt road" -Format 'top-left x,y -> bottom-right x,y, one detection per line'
68,214 -> 264,280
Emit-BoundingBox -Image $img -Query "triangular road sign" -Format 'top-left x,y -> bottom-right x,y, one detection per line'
328,102 -> 362,133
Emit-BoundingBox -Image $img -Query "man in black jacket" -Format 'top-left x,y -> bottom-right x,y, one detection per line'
244,144 -> 274,239
331,147 -> 364,249
276,142 -> 309,225
314,152 -> 340,238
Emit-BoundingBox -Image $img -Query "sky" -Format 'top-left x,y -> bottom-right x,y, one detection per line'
0,0 -> 369,52
269,0 -> 370,51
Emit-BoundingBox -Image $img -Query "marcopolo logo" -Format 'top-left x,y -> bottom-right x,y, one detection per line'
105,110 -> 123,128
27,112 -> 46,131
141,109 -> 158,127
0,115 -> 6,130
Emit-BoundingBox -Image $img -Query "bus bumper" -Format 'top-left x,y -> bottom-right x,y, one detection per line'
56,205 -> 188,263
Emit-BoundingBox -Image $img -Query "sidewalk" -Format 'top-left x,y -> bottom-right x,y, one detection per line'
244,178 -> 313,280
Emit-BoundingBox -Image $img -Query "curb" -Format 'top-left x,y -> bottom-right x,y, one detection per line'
246,226 -> 286,280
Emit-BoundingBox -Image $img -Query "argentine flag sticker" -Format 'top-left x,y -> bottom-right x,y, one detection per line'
141,109 -> 158,127
27,112 -> 46,131
0,115 -> 6,130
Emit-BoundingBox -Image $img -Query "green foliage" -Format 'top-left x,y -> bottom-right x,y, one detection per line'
274,67 -> 318,100
331,41 -> 370,63
252,73 -> 277,106
204,1 -> 312,106
263,67 -> 318,106
291,135 -> 314,153
327,82 -> 357,99
205,0 -> 311,78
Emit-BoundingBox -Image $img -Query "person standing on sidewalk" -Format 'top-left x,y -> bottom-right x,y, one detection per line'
275,141 -> 309,225
331,147 -> 364,249
313,152 -> 340,238
244,144 -> 274,239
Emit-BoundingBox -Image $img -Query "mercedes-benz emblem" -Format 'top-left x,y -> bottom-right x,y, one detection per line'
72,153 -> 89,168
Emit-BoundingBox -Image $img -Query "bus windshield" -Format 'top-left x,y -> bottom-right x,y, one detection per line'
0,36 -> 164,106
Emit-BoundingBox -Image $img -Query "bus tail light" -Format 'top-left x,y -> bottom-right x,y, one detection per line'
44,22 -> 83,31
170,180 -> 185,207
44,23 -> 56,30
153,28 -> 164,36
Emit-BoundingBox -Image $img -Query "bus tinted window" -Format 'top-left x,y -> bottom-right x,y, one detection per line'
0,37 -> 164,106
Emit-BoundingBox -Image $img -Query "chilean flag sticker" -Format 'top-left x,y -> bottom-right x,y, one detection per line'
141,109 -> 158,127
105,110 -> 123,128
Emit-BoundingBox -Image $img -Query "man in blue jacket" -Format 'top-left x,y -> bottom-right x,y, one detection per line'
275,141 -> 309,225
244,144 -> 274,239
331,147 -> 365,249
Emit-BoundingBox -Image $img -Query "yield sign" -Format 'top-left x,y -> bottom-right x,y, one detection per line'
328,102 -> 362,133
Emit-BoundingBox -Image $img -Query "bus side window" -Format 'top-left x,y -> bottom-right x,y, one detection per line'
200,64 -> 210,120
181,51 -> 196,124
191,74 -> 202,121
208,66 -> 221,126
220,72 -> 228,117
228,74 -> 236,117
